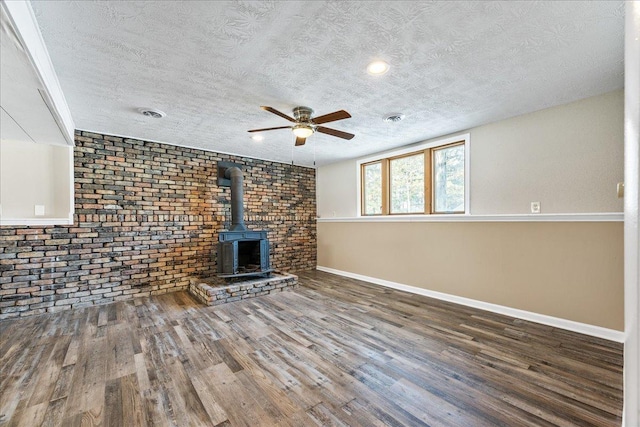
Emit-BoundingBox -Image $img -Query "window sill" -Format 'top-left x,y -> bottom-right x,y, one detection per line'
317,213 -> 623,223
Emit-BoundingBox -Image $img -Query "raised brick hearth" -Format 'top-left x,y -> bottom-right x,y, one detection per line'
188,272 -> 298,306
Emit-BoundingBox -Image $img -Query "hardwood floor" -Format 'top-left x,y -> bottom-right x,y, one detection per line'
0,270 -> 623,426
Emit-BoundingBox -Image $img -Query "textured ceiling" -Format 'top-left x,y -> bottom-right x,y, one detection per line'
30,1 -> 624,167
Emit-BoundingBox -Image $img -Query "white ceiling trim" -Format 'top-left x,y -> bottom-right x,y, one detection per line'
1,0 -> 75,146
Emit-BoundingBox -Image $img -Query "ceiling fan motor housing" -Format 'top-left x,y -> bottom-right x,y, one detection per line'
293,106 -> 314,123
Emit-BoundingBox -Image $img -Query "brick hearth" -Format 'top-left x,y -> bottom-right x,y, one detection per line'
188,272 -> 298,306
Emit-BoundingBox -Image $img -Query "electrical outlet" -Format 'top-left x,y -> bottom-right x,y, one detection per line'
34,205 -> 45,216
617,182 -> 624,198
530,202 -> 541,214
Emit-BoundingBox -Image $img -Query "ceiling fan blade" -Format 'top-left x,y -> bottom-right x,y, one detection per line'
247,126 -> 291,133
316,126 -> 355,140
312,110 -> 351,124
295,137 -> 306,146
261,106 -> 296,122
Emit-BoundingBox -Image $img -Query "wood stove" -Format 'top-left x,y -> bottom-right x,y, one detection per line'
217,230 -> 271,278
216,162 -> 272,278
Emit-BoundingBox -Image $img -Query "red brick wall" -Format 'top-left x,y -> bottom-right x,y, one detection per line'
0,131 -> 316,319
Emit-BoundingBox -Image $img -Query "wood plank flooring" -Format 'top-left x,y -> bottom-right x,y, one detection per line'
0,270 -> 623,426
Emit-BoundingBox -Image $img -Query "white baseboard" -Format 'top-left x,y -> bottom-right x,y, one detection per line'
315,266 -> 625,343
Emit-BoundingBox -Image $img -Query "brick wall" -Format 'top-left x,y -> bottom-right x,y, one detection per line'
0,131 -> 316,319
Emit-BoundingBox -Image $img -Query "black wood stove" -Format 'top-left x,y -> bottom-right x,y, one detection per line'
216,162 -> 272,278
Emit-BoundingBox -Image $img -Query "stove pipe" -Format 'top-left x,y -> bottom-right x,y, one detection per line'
224,167 -> 247,231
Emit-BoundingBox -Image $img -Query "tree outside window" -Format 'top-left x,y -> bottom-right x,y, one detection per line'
390,154 -> 424,214
363,162 -> 382,215
433,144 -> 465,213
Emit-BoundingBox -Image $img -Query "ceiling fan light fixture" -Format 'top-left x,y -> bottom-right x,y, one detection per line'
292,125 -> 314,138
367,60 -> 389,75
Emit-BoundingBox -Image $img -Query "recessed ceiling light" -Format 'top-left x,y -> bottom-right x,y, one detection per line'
138,107 -> 166,118
367,60 -> 390,75
251,134 -> 264,142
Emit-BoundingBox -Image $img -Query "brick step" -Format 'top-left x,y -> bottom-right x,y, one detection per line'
188,272 -> 298,306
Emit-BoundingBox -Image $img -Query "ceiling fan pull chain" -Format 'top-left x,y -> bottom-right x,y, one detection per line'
313,140 -> 316,166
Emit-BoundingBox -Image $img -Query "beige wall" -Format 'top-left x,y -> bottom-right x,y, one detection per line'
318,221 -> 624,330
471,90 -> 623,214
317,90 -> 624,217
315,91 -> 624,332
0,140 -> 72,219
316,161 -> 358,218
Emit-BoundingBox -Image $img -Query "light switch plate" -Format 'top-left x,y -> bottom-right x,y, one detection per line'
34,205 -> 45,216
617,182 -> 624,198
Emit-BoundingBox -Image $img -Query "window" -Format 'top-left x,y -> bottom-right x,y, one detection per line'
362,162 -> 383,215
433,143 -> 465,213
390,153 -> 424,214
360,139 -> 466,215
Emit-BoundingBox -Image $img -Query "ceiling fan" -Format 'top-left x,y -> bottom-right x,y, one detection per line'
248,106 -> 355,146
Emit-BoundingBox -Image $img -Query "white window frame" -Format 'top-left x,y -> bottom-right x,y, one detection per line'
356,133 -> 470,217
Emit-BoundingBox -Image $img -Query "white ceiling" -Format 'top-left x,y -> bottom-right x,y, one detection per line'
30,1 -> 624,167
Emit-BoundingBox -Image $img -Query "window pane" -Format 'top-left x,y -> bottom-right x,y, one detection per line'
390,154 -> 424,214
363,162 -> 382,215
433,144 -> 465,213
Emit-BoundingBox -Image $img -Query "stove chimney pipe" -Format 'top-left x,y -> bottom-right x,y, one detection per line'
224,166 -> 247,231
